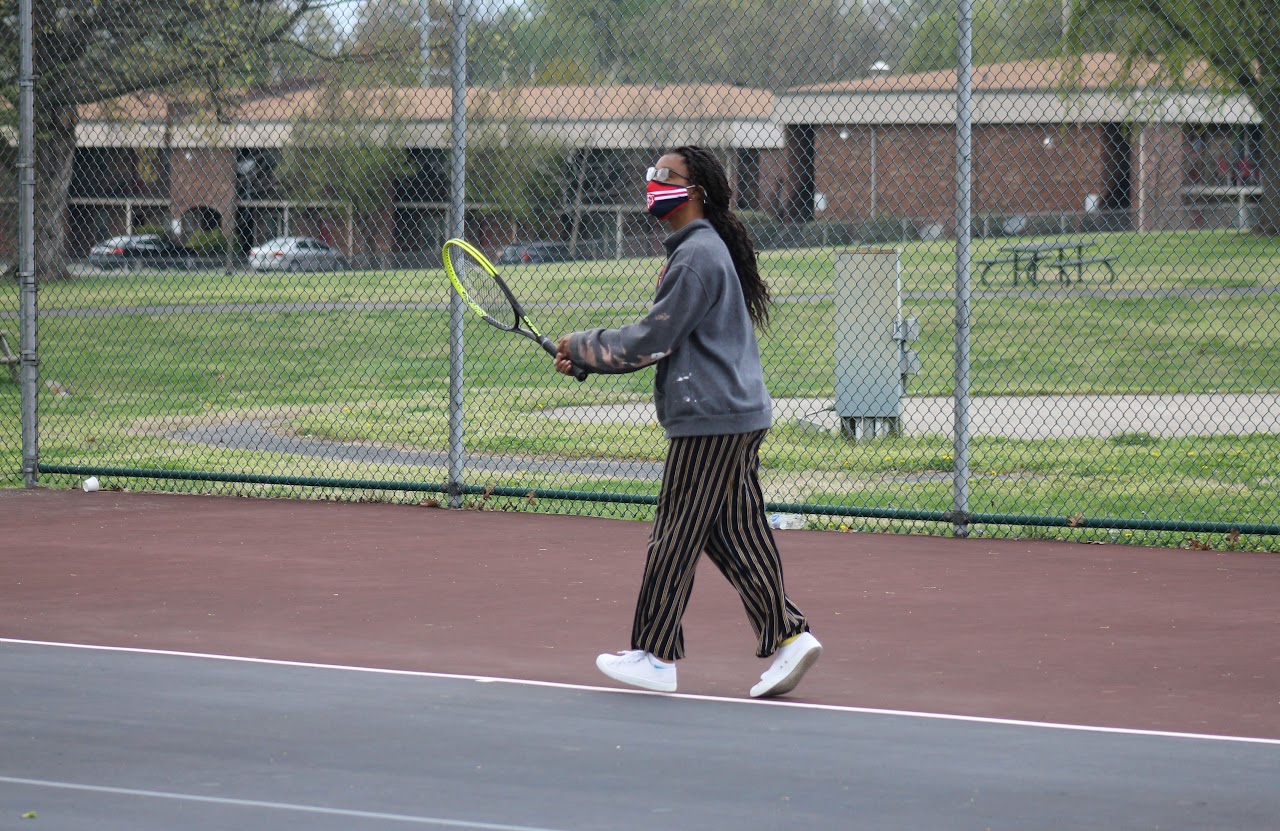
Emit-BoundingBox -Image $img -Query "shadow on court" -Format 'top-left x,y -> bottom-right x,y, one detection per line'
4,487 -> 1279,739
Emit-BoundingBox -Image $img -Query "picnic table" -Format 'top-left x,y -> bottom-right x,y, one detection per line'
978,239 -> 1116,286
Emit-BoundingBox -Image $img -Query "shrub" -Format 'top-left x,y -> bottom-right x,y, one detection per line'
186,229 -> 231,255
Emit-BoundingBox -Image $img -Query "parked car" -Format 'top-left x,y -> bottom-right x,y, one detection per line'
248,236 -> 349,272
88,234 -> 188,270
495,241 -> 576,265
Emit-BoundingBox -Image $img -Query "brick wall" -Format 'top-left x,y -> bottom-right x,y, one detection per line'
750,148 -> 790,218
1137,124 -> 1186,231
974,124 -> 1103,217
814,123 -> 1114,227
170,148 -> 236,236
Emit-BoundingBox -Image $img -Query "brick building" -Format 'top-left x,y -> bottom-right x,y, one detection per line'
44,83 -> 785,265
2,54 -> 1264,269
775,53 -> 1261,235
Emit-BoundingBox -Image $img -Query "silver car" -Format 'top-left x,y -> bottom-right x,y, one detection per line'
248,236 -> 349,272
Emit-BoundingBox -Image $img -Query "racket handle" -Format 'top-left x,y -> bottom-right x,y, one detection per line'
540,337 -> 589,382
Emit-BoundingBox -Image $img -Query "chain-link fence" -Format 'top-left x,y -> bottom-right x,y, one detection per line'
4,0 -> 1279,545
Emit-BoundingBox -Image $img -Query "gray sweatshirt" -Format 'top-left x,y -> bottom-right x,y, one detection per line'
566,219 -> 773,438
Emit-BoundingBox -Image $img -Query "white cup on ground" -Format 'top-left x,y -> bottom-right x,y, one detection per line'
81,476 -> 100,492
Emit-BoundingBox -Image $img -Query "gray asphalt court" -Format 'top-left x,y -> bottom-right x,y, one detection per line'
4,640 -> 1279,831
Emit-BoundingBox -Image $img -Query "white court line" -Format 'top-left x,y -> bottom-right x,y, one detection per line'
5,637 -> 1280,747
0,775 -> 568,831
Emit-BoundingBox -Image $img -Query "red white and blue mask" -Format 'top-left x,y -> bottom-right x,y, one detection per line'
646,181 -> 691,220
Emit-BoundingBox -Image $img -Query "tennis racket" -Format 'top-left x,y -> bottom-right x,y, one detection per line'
442,238 -> 588,381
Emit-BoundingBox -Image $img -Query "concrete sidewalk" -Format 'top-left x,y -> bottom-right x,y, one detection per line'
547,392 -> 1280,440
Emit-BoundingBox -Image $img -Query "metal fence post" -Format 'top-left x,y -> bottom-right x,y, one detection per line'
951,0 -> 975,536
17,0 -> 38,488
445,0 -> 470,508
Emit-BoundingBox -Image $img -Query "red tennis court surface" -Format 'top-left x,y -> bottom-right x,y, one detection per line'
4,487 -> 1278,739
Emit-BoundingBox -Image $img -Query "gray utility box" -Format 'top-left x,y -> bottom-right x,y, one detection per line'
833,249 -> 919,441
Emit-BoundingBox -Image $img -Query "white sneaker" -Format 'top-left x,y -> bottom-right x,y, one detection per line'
750,632 -> 822,698
596,650 -> 677,693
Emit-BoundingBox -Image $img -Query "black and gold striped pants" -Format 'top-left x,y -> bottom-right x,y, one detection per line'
631,429 -> 809,662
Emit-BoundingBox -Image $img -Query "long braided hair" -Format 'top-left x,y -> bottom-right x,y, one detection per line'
672,145 -> 771,329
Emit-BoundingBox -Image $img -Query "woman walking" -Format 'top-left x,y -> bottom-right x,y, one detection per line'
555,145 -> 821,698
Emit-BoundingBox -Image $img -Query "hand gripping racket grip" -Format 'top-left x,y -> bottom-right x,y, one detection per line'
539,337 -> 588,382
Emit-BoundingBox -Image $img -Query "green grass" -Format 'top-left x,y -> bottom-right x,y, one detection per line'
4,229 -> 1280,548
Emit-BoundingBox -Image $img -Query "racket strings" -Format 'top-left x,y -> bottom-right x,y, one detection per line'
455,253 -> 515,325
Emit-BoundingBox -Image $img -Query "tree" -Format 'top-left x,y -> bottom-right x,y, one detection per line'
467,0 -> 654,86
0,0 -> 324,279
478,0 -> 888,90
904,2 -> 1026,72
649,0 -> 887,89
537,0 -> 661,83
900,0 -> 1121,72
468,12 -> 600,86
257,6 -> 341,85
276,84 -> 416,266
466,86 -> 569,243
343,0 -> 451,86
1069,0 -> 1280,234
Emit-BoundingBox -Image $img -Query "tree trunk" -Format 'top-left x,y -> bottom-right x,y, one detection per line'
34,108 -> 77,281
1255,83 -> 1280,236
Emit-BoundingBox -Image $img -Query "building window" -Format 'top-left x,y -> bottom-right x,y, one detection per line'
69,148 -> 148,199
393,207 -> 445,254
236,149 -> 279,199
736,149 -> 761,211
562,149 -> 650,208
394,149 -> 450,204
1101,123 -> 1132,211
1186,125 -> 1261,187
785,125 -> 816,223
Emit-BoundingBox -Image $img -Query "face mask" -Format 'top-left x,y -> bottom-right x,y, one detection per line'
646,181 -> 691,220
